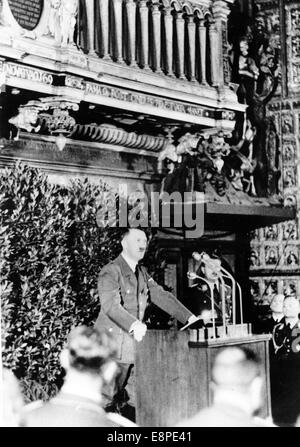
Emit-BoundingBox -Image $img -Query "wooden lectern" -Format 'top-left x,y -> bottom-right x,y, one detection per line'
135,330 -> 271,427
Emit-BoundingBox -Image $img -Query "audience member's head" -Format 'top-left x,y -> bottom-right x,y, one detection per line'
270,294 -> 284,314
283,296 -> 300,319
60,326 -> 118,403
211,347 -> 263,415
0,368 -> 25,427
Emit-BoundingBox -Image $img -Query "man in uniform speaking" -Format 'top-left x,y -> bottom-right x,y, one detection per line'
94,228 -> 197,420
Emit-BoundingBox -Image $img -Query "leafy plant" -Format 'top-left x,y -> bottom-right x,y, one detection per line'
0,162 -> 121,401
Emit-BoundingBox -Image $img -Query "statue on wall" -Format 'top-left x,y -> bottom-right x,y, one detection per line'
48,0 -> 78,46
158,124 -> 281,206
8,102 -> 43,139
228,6 -> 281,198
47,0 -> 61,39
59,0 -> 78,46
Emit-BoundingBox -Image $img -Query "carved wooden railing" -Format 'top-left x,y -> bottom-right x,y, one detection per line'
79,0 -> 230,87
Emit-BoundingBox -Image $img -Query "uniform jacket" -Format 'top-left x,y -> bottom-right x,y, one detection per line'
176,403 -> 275,427
272,319 -> 300,359
183,279 -> 232,322
95,254 -> 193,363
20,393 -> 129,427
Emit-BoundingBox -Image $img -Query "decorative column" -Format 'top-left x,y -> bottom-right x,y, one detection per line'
187,15 -> 196,82
212,0 -> 231,86
85,0 -> 96,55
197,18 -> 207,85
208,20 -> 219,86
175,11 -> 185,80
112,0 -> 124,63
163,6 -> 174,77
139,0 -> 150,70
151,1 -> 162,73
98,0 -> 110,60
126,0 -> 138,67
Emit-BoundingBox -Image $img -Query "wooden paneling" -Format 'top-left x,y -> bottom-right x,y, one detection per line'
135,330 -> 271,427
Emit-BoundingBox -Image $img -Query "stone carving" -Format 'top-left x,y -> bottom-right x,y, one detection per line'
250,249 -> 260,267
286,6 -> 300,89
1,62 -> 54,85
283,221 -> 298,240
8,101 -> 43,138
229,8 -> 281,198
265,117 -> 280,196
159,126 -> 283,206
283,167 -> 296,188
265,246 -> 278,265
47,0 -> 78,45
284,281 -> 297,297
47,0 -> 61,38
72,123 -> 165,152
264,225 -> 278,240
281,114 -> 294,134
283,143 -> 295,163
84,82 -> 216,120
291,8 -> 300,31
250,280 -> 260,301
285,248 -> 299,267
284,194 -> 297,207
38,96 -> 79,135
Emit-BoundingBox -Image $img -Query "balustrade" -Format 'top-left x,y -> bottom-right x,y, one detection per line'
78,0 -> 228,87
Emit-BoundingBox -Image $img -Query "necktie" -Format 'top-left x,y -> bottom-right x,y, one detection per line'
135,265 -> 139,281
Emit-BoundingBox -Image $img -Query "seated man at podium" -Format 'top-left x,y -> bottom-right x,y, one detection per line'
183,252 -> 232,328
95,228 -> 198,420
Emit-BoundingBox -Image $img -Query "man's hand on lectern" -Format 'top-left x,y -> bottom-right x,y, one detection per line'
129,321 -> 147,342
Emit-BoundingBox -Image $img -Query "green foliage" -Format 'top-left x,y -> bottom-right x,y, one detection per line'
0,162 -> 121,401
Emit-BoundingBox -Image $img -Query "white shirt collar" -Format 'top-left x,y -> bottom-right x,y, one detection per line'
121,253 -> 137,273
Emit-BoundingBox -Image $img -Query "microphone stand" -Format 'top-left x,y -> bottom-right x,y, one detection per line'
219,275 -> 227,335
220,267 -> 243,327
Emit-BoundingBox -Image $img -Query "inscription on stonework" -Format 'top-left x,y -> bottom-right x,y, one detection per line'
8,0 -> 43,30
84,82 -> 217,119
0,62 -> 53,85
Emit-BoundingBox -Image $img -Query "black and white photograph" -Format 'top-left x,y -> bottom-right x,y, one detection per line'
0,0 -> 300,435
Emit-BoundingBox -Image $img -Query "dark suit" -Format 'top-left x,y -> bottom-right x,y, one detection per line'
95,254 -> 193,413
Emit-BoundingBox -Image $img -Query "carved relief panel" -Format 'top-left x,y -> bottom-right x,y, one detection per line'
286,3 -> 300,92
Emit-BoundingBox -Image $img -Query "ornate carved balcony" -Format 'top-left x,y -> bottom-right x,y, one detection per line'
0,0 -> 245,136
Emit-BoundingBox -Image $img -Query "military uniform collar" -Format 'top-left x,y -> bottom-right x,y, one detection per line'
121,253 -> 137,273
115,253 -> 136,278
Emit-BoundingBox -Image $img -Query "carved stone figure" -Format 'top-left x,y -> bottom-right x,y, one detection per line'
265,225 -> 278,240
283,168 -> 296,188
250,249 -> 259,267
282,114 -> 294,134
58,0 -> 78,46
265,247 -> 278,265
283,144 -> 295,163
283,222 -> 297,240
286,249 -> 299,267
47,0 -> 61,38
8,103 -> 42,138
229,9 -> 281,198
